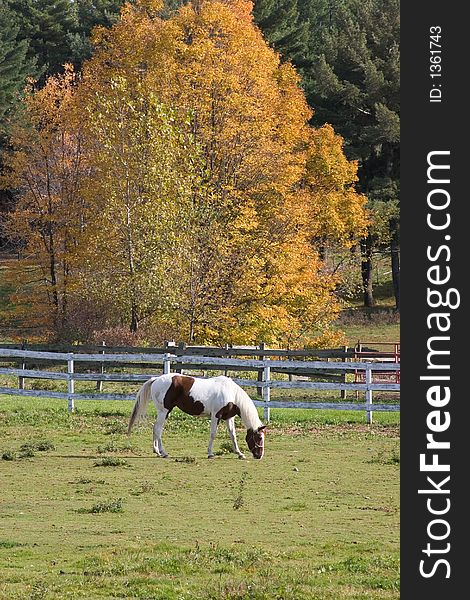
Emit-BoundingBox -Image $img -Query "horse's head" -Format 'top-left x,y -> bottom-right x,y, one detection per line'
246,425 -> 266,459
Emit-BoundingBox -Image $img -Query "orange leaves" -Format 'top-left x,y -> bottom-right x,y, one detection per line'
301,125 -> 369,248
2,66 -> 87,334
220,0 -> 255,21
3,0 -> 369,345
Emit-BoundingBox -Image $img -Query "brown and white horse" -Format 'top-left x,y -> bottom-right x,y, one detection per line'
128,374 -> 266,459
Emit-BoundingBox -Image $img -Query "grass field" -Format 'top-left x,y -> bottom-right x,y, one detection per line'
0,397 -> 399,600
336,305 -> 399,348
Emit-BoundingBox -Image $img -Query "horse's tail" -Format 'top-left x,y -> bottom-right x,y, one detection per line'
128,377 -> 156,434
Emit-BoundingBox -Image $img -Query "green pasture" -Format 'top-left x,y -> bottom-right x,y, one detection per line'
338,321 -> 399,348
0,397 -> 399,600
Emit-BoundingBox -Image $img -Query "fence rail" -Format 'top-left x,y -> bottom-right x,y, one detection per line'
0,348 -> 400,423
0,340 -> 399,360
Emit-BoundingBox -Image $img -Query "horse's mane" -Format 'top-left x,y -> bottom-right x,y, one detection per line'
232,381 -> 263,430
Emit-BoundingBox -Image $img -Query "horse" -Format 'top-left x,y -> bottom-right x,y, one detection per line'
128,373 -> 266,459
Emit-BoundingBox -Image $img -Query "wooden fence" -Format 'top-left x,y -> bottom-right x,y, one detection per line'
0,348 -> 400,423
0,340 -> 400,393
0,340 -> 399,361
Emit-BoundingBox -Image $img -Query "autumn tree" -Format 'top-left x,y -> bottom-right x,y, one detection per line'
75,73 -> 200,336
302,124 -> 368,253
73,0 -> 367,345
1,66 -> 87,333
3,0 -> 368,345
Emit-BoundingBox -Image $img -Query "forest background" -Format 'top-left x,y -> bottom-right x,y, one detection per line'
0,0 -> 399,348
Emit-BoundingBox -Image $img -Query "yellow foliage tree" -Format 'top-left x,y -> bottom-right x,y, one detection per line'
301,125 -> 369,251
75,74 -> 199,335
3,0 -> 368,346
76,0 -> 363,345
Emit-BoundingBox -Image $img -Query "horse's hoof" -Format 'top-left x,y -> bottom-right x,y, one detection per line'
207,454 -> 215,459
238,454 -> 246,460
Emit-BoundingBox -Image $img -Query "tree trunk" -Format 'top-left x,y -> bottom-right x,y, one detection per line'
389,217 -> 400,310
47,223 -> 60,325
189,318 -> 195,343
125,200 -> 139,334
360,234 -> 375,308
130,303 -> 139,333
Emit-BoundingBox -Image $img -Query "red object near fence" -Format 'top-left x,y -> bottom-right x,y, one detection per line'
353,341 -> 400,385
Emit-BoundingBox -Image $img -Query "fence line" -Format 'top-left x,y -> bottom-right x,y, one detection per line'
0,340 -> 399,360
0,340 -> 400,388
0,348 -> 400,423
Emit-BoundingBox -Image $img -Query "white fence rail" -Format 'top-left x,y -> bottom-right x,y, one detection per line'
0,348 -> 400,423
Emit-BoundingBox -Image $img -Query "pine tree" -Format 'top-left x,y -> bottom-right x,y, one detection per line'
0,0 -> 35,240
68,0 -> 124,67
5,0 -> 128,77
161,0 -> 186,14
252,0 -> 309,64
298,0 -> 400,308
0,0 -> 32,137
7,0 -> 78,80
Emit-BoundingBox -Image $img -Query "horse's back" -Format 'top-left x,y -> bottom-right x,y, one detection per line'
189,375 -> 237,411
151,373 -> 238,415
197,375 -> 236,395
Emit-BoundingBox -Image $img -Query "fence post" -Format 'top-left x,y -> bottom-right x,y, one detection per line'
263,363 -> 271,423
341,345 -> 348,399
176,342 -> 186,374
287,346 -> 293,382
224,343 -> 229,377
366,365 -> 373,424
19,339 -> 27,390
163,353 -> 172,375
257,342 -> 266,397
96,341 -> 106,392
67,355 -> 75,413
354,341 -> 361,400
395,343 -> 400,384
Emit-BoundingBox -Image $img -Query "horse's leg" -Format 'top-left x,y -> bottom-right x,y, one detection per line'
226,417 -> 245,459
207,414 -> 219,458
153,409 -> 169,458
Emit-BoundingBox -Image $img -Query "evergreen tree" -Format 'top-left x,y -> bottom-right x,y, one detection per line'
0,0 -> 34,235
252,0 -> 309,64
6,0 -> 125,79
68,0 -> 124,67
161,0 -> 185,13
0,1 -> 32,136
298,0 -> 400,308
6,0 -> 77,80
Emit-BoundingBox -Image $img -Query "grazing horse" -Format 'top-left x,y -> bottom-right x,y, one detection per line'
128,374 -> 266,459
